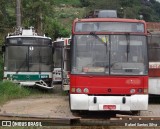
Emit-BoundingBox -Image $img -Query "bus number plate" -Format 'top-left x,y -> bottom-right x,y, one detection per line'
103,105 -> 116,110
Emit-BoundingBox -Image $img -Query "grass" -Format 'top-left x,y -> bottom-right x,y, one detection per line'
0,81 -> 32,104
54,0 -> 81,7
0,80 -> 62,105
0,55 -> 61,105
0,80 -> 55,105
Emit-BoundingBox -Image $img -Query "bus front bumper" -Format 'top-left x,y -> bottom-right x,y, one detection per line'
70,94 -> 148,111
15,80 -> 54,89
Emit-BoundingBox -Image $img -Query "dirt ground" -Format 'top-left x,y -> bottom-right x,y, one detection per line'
0,85 -> 74,118
0,84 -> 160,118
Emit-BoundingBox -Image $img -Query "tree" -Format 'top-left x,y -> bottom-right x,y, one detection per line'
44,18 -> 70,40
140,6 -> 153,21
22,0 -> 54,34
80,0 -> 90,7
0,0 -> 15,32
0,0 -> 16,45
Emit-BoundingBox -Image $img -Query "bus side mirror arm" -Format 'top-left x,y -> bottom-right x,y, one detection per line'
52,61 -> 54,70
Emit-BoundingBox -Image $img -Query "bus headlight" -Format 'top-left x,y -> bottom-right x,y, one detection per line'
130,89 -> 136,94
83,88 -> 89,93
71,88 -> 76,93
76,88 -> 82,93
138,88 -> 143,93
144,88 -> 148,94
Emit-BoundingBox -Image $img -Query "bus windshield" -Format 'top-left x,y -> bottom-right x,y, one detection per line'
71,35 -> 148,75
4,46 -> 52,72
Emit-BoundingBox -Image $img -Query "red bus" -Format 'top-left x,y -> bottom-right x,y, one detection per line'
70,18 -> 148,112
148,31 -> 160,95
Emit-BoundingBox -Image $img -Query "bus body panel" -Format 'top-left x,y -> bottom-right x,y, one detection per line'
70,94 -> 148,111
149,78 -> 160,94
4,71 -> 53,80
53,68 -> 62,82
53,37 -> 71,84
149,69 -> 160,77
149,62 -> 160,94
3,71 -> 53,88
70,75 -> 148,95
147,29 -> 160,95
62,39 -> 71,90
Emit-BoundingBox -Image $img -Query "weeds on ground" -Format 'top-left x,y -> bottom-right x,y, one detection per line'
0,80 -> 57,104
0,81 -> 32,104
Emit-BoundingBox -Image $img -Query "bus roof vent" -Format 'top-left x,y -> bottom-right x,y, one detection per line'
97,10 -> 117,18
56,37 -> 64,41
22,29 -> 33,36
22,26 -> 37,36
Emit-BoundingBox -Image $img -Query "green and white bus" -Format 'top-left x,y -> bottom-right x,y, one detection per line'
2,27 -> 54,89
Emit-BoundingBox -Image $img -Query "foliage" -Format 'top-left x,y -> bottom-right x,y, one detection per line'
0,0 -> 16,44
0,0 -> 160,44
80,0 -> 90,7
82,0 -> 160,21
20,0 -> 82,39
0,81 -> 31,104
44,18 -> 70,40
0,56 -> 3,81
53,0 -> 81,7
1,0 -> 160,43
0,80 -> 53,104
22,0 -> 55,35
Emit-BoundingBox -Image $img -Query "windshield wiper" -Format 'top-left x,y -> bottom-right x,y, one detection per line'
90,31 -> 107,46
39,51 -> 42,74
90,31 -> 109,69
126,33 -> 130,61
90,31 -> 108,54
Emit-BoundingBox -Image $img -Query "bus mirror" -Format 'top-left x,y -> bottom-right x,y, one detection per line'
1,45 -> 5,52
52,47 -> 54,54
68,39 -> 71,45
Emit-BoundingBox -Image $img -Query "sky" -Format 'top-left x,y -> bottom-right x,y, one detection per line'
156,0 -> 160,2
